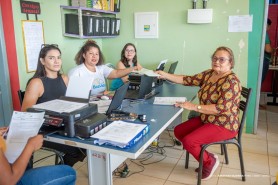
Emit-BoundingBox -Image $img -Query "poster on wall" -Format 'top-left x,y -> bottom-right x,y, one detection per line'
22,20 -> 44,72
134,12 -> 159,39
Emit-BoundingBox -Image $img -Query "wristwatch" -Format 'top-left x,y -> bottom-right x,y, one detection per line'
197,105 -> 202,111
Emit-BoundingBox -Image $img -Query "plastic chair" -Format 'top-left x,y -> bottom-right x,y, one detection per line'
184,86 -> 252,185
17,90 -> 64,167
105,63 -> 116,90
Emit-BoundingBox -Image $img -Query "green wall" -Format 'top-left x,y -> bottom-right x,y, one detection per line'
247,0 -> 266,133
11,0 -> 265,133
103,0 -> 249,84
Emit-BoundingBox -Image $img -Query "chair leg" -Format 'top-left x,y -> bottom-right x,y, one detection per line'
237,145 -> 246,181
197,146 -> 207,185
223,144 -> 229,164
220,144 -> 224,155
55,155 -> 59,165
185,151 -> 189,169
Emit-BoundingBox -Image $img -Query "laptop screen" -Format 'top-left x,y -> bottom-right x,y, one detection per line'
168,61 -> 178,74
106,82 -> 130,115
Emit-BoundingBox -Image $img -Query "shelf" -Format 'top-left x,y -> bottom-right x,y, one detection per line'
60,5 -> 119,15
63,33 -> 118,39
60,5 -> 120,39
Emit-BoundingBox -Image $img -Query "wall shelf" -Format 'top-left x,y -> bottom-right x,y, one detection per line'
60,5 -> 120,38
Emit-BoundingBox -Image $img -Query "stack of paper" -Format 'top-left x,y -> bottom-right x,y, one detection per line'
92,121 -> 149,148
90,100 -> 112,113
134,68 -> 161,77
5,111 -> 45,163
32,99 -> 87,113
153,97 -> 187,105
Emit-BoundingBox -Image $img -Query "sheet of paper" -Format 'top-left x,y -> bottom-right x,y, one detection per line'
228,15 -> 253,32
90,100 -> 112,114
156,59 -> 168,70
66,76 -> 93,99
153,97 -> 187,105
92,121 -> 147,146
32,99 -> 87,113
5,111 -> 45,163
136,68 -> 161,77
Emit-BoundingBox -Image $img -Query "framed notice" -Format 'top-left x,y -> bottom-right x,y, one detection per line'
134,12 -> 159,39
22,20 -> 45,72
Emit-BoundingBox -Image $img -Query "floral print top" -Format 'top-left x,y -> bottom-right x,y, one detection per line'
183,69 -> 241,132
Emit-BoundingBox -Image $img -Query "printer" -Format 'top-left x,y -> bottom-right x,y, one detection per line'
28,97 -> 107,138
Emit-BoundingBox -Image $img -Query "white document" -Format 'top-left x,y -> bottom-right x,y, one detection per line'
90,100 -> 112,114
66,76 -> 93,99
153,97 -> 187,105
156,59 -> 168,70
92,121 -> 147,148
136,68 -> 161,77
32,99 -> 87,113
5,111 -> 45,163
228,15 -> 253,32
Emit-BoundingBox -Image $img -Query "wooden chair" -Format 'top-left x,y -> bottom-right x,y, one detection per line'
184,86 -> 252,185
17,90 -> 64,167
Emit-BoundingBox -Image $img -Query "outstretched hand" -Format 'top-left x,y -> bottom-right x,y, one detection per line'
174,101 -> 196,111
155,70 -> 166,79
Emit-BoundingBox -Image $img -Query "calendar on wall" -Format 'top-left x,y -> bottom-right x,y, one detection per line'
22,20 -> 45,72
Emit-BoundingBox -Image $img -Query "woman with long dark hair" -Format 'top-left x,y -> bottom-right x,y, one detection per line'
21,44 -> 86,167
110,43 -> 143,91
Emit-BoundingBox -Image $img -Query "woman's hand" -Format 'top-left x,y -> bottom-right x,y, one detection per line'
155,70 -> 166,79
133,66 -> 139,71
0,127 -> 8,137
26,135 -> 43,152
174,101 -> 196,111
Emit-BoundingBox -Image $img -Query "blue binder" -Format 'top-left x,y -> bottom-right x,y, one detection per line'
92,121 -> 149,148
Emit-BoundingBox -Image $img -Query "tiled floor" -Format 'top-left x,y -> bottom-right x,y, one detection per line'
34,93 -> 278,185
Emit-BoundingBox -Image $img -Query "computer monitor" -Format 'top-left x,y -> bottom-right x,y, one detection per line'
168,61 -> 178,74
106,82 -> 130,115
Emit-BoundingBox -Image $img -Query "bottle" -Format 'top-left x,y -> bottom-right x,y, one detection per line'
152,137 -> 158,146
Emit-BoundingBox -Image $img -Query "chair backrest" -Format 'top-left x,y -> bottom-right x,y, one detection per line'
237,86 -> 252,139
17,90 -> 25,106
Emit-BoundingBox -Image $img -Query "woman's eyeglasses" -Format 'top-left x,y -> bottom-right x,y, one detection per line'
211,56 -> 230,64
125,49 -> 135,54
41,44 -> 59,49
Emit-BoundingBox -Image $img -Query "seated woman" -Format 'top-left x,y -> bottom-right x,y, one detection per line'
156,46 -> 241,180
21,44 -> 86,166
0,127 -> 76,185
68,40 -> 138,95
110,43 -> 143,91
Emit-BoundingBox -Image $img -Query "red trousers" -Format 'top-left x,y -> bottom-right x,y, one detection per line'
174,117 -> 237,167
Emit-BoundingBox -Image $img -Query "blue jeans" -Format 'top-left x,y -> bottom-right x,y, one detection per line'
17,165 -> 76,185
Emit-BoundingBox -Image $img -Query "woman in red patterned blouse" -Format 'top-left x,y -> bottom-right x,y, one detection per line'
156,46 -> 241,181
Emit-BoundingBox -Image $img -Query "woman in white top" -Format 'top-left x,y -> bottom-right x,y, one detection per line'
69,40 -> 138,95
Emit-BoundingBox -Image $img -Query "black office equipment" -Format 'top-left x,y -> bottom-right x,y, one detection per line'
125,75 -> 155,99
168,61 -> 178,74
110,18 -> 116,35
28,103 -> 98,137
75,113 -> 107,138
65,14 -> 94,36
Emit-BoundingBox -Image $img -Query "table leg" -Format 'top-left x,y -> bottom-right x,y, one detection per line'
87,150 -> 112,185
87,150 -> 127,185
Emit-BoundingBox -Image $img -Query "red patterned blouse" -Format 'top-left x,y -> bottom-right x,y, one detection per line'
183,69 -> 241,132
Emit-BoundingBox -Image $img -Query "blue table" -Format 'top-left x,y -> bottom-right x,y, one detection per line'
45,82 -> 198,185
